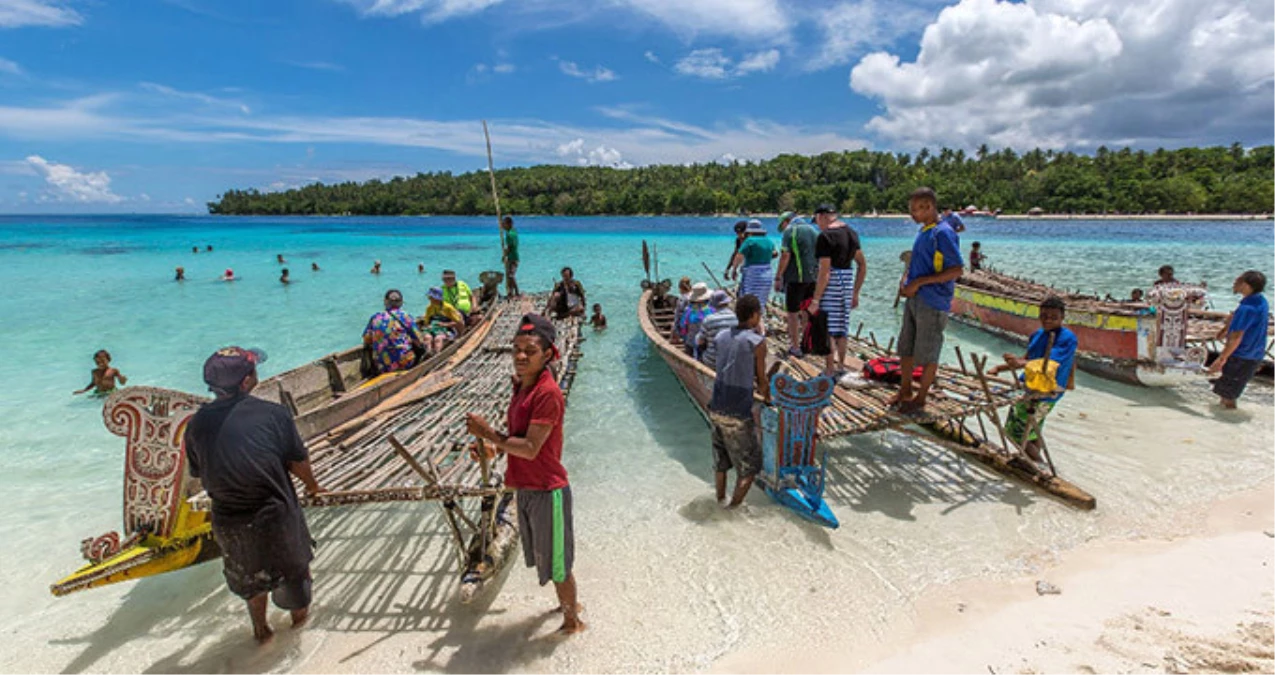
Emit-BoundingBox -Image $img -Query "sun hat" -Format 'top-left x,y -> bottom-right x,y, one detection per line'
709,289 -> 731,308
428,287 -> 444,301
779,211 -> 795,222
515,313 -> 559,360
745,219 -> 766,235
203,346 -> 267,393
689,282 -> 711,303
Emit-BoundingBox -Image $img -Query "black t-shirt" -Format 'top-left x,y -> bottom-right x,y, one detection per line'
185,394 -> 309,525
814,226 -> 860,269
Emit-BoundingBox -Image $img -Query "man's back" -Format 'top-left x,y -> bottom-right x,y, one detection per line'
782,222 -> 820,284
710,327 -> 763,418
185,395 -> 308,524
699,310 -> 738,367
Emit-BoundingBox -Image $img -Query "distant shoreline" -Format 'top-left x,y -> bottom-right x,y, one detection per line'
725,212 -> 1274,221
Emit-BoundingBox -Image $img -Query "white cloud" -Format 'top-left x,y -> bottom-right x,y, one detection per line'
804,0 -> 930,71
0,58 -> 20,75
674,48 -> 731,79
643,50 -> 660,64
342,0 -> 505,23
492,62 -> 515,74
850,0 -> 1275,149
617,0 -> 788,39
556,138 -> 632,168
287,60 -> 346,73
736,49 -> 780,75
0,0 -> 81,28
25,155 -> 123,203
558,60 -> 617,83
675,47 -> 780,79
140,82 -> 251,115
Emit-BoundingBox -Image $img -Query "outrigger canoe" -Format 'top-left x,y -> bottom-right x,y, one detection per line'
951,269 -> 1274,386
52,296 -> 504,597
636,246 -> 1096,528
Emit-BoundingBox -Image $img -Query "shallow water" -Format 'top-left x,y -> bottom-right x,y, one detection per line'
0,215 -> 1271,673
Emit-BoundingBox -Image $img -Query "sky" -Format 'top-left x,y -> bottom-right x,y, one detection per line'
0,0 -> 1272,213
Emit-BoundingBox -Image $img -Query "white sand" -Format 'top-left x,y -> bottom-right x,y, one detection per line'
855,486 -> 1275,674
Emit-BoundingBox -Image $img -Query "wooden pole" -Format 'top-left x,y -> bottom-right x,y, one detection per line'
482,121 -> 506,258
701,261 -> 726,290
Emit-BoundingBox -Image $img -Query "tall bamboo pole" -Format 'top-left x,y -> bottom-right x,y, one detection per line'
483,121 -> 507,258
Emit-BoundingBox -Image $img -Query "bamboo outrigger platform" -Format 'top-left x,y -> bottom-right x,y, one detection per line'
52,293 -> 583,604
638,251 -> 1095,527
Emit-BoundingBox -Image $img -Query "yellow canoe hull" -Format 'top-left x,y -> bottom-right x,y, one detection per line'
51,508 -> 219,597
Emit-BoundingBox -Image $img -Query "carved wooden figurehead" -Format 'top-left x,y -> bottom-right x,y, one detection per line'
101,386 -> 209,540
1147,284 -> 1207,352
767,373 -> 836,471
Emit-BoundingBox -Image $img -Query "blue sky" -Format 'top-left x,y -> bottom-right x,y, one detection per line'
1,0 -> 1271,213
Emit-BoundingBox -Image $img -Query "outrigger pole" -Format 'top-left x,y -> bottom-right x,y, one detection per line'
482,120 -> 506,258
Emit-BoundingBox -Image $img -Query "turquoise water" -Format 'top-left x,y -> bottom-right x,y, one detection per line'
0,215 -> 1271,672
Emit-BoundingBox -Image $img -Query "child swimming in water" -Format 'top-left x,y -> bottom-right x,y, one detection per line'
73,350 -> 128,395
590,303 -> 607,330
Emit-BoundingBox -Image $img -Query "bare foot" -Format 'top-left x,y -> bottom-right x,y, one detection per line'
886,390 -> 911,407
553,602 -> 585,615
557,617 -> 587,635
899,396 -> 927,413
290,607 -> 310,629
253,623 -> 274,643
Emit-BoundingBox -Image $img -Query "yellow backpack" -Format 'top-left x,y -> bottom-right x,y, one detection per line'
1023,331 -> 1061,394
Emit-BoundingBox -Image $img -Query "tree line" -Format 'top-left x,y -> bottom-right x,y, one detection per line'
208,144 -> 1274,216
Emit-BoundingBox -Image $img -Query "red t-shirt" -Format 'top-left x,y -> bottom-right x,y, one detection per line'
504,368 -> 568,490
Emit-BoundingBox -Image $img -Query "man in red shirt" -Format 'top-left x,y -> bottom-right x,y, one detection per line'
466,313 -> 584,635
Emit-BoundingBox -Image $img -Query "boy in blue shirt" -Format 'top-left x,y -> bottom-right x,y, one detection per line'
990,296 -> 1077,466
1208,270 -> 1270,409
891,187 -> 964,413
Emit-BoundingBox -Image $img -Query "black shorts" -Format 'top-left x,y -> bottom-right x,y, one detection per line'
1212,357 -> 1262,401
784,282 -> 815,312
212,502 -> 314,608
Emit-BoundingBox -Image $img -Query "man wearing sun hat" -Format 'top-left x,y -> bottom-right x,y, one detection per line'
183,346 -> 323,643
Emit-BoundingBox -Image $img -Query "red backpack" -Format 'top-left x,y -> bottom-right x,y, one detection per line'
862,356 -> 925,384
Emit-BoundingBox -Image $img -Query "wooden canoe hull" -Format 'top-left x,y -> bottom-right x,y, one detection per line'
951,285 -> 1194,386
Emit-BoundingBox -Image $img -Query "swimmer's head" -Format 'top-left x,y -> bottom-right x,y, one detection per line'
93,350 -> 111,366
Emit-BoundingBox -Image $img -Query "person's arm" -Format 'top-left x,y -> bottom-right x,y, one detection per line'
810,258 -> 832,313
774,250 -> 791,292
990,353 -> 1028,374
902,265 -> 963,297
1215,313 -> 1234,341
730,252 -> 745,275
1208,330 -> 1245,373
73,375 -> 94,395
753,340 -> 770,404
851,249 -> 867,309
288,460 -> 322,496
110,368 -> 128,386
466,415 -> 554,460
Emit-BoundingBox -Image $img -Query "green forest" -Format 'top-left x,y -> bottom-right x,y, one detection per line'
208,144 -> 1274,216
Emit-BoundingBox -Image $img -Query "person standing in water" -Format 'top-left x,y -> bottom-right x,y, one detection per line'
73,350 -> 127,395
467,314 -> 584,635
276,254 -> 286,264
183,347 -> 323,643
708,295 -> 769,508
891,187 -> 964,413
502,216 -> 521,297
175,266 -> 186,281
1208,270 -> 1270,409
280,268 -> 290,285
311,262 -> 320,272
371,260 -> 382,275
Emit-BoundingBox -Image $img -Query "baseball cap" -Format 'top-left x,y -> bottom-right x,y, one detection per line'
814,203 -> 838,215
515,313 -> 559,360
709,289 -> 731,308
203,346 -> 267,393
428,287 -> 444,301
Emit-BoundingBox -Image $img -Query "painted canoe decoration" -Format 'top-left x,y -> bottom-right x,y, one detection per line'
950,269 -> 1273,386
52,291 -> 585,603
759,373 -> 838,528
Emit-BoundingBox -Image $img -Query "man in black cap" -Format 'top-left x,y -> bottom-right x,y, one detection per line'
467,314 -> 584,635
184,346 -> 324,643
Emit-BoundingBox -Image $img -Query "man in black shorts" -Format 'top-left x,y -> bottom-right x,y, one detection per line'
774,215 -> 820,357
184,346 -> 324,642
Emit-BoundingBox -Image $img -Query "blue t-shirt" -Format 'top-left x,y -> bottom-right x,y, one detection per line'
906,222 -> 964,312
941,212 -> 966,231
1229,294 -> 1270,361
1022,326 -> 1078,403
709,327 -> 764,419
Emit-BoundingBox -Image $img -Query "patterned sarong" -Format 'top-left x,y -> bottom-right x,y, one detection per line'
824,267 -> 855,337
738,263 -> 773,308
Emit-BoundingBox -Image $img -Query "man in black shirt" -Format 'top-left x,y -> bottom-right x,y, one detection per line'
809,205 -> 867,376
184,346 -> 323,642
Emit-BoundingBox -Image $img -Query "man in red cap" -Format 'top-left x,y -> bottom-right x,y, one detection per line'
466,314 -> 584,635
183,346 -> 324,642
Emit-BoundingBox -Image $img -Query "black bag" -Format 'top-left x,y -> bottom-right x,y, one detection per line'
802,299 -> 831,356
359,344 -> 378,378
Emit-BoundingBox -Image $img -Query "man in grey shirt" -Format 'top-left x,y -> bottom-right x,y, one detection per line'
707,295 -> 770,508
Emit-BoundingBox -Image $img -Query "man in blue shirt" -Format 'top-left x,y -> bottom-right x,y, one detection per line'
940,207 -> 967,233
1208,270 -> 1270,409
991,296 -> 1077,467
891,187 -> 964,413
